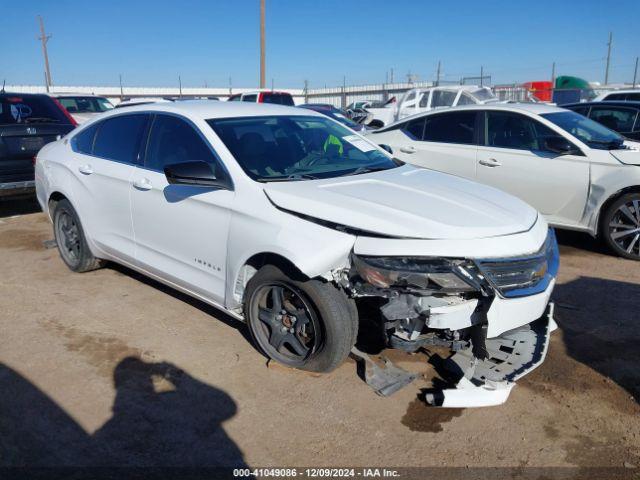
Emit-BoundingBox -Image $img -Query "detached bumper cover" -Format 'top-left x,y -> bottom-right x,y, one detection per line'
425,303 -> 557,408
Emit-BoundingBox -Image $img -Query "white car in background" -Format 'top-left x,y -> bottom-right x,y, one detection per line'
594,89 -> 640,102
369,103 -> 640,259
35,101 -> 558,407
51,94 -> 114,124
395,85 -> 501,121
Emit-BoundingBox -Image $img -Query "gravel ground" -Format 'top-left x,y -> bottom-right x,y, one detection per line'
0,198 -> 638,474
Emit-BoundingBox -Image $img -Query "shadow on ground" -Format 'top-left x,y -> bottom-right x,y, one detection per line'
554,276 -> 640,403
0,357 -> 248,468
0,195 -> 41,219
555,229 -> 608,255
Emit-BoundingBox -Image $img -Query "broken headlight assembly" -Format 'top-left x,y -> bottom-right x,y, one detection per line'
351,254 -> 480,293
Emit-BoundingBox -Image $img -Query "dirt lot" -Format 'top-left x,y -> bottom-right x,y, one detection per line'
0,198 -> 639,473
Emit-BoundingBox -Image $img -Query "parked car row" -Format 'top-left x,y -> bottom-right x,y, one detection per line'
35,100 -> 559,407
5,84 -> 640,407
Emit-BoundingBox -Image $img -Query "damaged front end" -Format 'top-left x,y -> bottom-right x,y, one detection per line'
343,229 -> 560,407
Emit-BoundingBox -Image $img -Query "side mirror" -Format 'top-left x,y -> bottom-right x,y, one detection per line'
164,161 -> 230,189
378,144 -> 393,154
544,136 -> 580,156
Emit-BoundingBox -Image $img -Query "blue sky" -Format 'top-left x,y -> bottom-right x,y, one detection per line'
1,0 -> 638,89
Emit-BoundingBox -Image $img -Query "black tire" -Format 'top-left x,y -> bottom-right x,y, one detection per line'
53,199 -> 104,272
244,265 -> 358,373
601,192 -> 640,260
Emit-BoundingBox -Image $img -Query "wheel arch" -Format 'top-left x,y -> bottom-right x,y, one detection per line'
47,191 -> 70,219
596,185 -> 640,237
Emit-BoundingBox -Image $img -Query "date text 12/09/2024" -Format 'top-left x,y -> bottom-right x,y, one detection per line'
233,468 -> 401,478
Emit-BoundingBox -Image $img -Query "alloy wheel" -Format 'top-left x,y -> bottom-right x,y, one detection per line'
251,283 -> 321,365
56,210 -> 81,265
608,199 -> 640,258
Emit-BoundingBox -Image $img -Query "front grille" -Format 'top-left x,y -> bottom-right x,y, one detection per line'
476,229 -> 559,298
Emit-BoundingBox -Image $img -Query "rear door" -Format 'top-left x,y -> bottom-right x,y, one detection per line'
0,95 -> 75,184
395,110 -> 479,179
68,113 -> 149,262
476,110 -> 589,226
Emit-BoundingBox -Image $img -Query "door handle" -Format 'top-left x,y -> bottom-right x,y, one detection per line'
133,178 -> 152,191
479,158 -> 502,167
400,146 -> 416,154
78,164 -> 93,175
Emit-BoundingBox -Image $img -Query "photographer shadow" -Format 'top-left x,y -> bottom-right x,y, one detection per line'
0,357 -> 247,468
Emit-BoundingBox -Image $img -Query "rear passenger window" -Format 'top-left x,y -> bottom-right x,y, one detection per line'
93,114 -> 148,163
403,118 -> 426,140
145,114 -> 217,172
431,90 -> 457,108
627,93 -> 640,101
568,106 -> 590,116
73,123 -> 99,154
590,107 -> 637,132
423,111 -> 476,145
242,95 -> 257,102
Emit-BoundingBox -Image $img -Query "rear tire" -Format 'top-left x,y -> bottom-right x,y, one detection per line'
244,265 -> 358,373
53,199 -> 104,272
601,193 -> 640,260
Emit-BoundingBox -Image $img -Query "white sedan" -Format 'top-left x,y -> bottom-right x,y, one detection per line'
35,101 -> 558,407
368,103 -> 640,260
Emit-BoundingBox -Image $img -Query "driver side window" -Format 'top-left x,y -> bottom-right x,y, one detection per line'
485,111 -> 561,152
145,115 -> 219,174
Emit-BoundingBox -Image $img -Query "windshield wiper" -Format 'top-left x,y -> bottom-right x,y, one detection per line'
23,117 -> 61,124
256,173 -> 320,182
343,166 -> 390,177
587,139 -> 625,150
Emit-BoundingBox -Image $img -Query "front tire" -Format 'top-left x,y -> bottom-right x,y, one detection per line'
601,193 -> 640,260
53,199 -> 104,272
244,265 -> 358,373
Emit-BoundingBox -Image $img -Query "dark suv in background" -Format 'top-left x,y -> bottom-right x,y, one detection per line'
563,101 -> 640,141
0,93 -> 76,198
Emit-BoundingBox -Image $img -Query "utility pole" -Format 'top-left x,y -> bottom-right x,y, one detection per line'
229,76 -> 232,95
390,68 -> 394,84
633,57 -> 638,88
551,62 -> 556,84
304,79 -> 309,103
37,16 -> 52,92
435,60 -> 441,86
119,74 -> 124,101
480,66 -> 484,87
178,75 -> 182,98
605,32 -> 613,85
271,78 -> 274,91
260,0 -> 266,88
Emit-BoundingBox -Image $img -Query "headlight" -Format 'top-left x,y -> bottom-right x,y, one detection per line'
351,254 -> 478,293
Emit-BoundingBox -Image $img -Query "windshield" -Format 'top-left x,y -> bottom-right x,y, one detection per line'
58,96 -> 113,113
207,115 -> 398,182
541,111 -> 625,150
470,88 -> 497,102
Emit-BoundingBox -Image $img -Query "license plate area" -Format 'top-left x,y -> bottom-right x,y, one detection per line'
20,137 -> 45,152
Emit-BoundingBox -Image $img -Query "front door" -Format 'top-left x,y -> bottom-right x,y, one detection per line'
476,110 -> 589,227
130,114 -> 234,305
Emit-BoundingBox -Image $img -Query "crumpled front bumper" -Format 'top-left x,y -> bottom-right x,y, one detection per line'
425,302 -> 557,408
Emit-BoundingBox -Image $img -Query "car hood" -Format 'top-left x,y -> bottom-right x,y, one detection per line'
610,141 -> 640,165
263,165 -> 538,240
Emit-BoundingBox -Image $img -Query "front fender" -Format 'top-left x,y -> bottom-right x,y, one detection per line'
225,208 -> 355,310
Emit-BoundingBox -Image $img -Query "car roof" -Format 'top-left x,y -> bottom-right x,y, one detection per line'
602,89 -> 640,95
49,93 -> 108,98
562,100 -> 640,108
378,103 -> 568,130
94,99 -> 320,120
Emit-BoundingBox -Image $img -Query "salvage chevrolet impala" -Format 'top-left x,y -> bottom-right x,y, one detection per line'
35,101 -> 559,407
